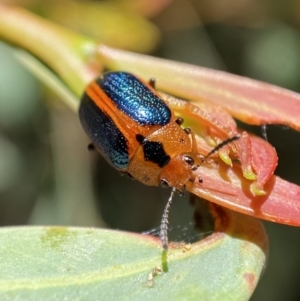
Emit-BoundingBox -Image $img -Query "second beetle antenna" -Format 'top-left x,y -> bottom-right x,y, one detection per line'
198,136 -> 240,167
160,187 -> 176,251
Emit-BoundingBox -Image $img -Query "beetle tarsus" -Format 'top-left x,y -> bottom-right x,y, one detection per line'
149,78 -> 156,89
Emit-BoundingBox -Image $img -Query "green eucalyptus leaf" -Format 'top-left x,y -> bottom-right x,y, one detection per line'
0,205 -> 267,301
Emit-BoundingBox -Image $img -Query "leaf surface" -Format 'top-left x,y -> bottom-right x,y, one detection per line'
0,205 -> 267,301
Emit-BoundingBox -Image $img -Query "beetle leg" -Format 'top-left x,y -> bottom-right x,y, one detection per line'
175,117 -> 184,125
149,78 -> 156,89
189,130 -> 198,156
88,143 -> 95,151
160,92 -> 234,140
181,125 -> 203,172
160,92 -> 276,194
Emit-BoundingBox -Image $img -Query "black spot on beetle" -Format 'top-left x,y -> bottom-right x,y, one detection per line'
142,140 -> 170,168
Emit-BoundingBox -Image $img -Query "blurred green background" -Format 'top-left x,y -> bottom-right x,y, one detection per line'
1,0 -> 300,300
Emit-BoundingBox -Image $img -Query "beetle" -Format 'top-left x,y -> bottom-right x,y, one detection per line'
79,71 -> 238,249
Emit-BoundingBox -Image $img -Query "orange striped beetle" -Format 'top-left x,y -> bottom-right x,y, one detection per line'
79,71 -> 238,249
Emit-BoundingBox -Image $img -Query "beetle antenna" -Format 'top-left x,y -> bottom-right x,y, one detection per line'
160,187 -> 176,250
199,136 -> 240,167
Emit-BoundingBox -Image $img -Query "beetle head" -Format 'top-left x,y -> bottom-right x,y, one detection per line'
159,152 -> 198,192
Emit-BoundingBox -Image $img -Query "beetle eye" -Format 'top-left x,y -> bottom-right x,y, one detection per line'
184,155 -> 194,165
160,179 -> 169,188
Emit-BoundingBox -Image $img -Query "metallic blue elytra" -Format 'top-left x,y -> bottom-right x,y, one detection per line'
97,72 -> 171,126
79,94 -> 129,169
